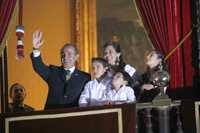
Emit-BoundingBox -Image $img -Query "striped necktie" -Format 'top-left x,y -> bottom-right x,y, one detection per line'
65,70 -> 71,80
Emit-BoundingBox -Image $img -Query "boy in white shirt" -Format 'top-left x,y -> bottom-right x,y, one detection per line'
79,58 -> 111,107
105,70 -> 136,104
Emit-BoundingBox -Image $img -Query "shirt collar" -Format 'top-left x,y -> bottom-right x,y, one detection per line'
96,73 -> 106,83
64,66 -> 75,74
112,85 -> 125,93
94,79 -> 103,84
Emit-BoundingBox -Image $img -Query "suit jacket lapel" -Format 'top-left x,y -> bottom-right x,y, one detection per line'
71,69 -> 79,79
67,69 -> 80,88
59,67 -> 67,82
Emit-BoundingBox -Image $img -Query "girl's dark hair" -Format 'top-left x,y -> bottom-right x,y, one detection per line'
103,41 -> 126,69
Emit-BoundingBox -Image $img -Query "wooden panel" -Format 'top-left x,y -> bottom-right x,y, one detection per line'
181,100 -> 196,133
8,111 -> 119,133
1,103 -> 135,133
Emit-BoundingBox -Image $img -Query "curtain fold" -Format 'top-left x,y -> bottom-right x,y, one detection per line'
182,0 -> 193,87
136,0 -> 193,89
0,0 -> 17,44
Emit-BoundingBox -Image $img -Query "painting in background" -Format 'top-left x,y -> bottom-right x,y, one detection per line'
97,0 -> 153,73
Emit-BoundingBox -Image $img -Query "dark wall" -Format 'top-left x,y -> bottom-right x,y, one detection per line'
190,0 -> 200,100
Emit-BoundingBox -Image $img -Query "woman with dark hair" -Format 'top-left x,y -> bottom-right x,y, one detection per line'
138,50 -> 167,102
103,41 -> 141,99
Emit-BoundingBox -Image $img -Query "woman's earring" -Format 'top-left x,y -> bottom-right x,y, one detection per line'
116,56 -> 120,65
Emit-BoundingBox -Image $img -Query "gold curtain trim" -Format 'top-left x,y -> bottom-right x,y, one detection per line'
75,0 -> 97,72
0,0 -> 19,55
164,30 -> 192,61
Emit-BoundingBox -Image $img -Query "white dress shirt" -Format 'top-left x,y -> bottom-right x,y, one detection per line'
32,49 -> 41,57
64,66 -> 75,74
105,85 -> 136,103
79,76 -> 111,107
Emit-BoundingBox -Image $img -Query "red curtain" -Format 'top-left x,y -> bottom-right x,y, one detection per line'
0,0 -> 17,43
136,0 -> 193,89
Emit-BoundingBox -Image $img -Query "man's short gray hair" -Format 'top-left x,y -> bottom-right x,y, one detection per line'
60,43 -> 78,56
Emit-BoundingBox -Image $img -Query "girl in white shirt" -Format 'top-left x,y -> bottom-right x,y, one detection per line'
105,70 -> 136,104
79,58 -> 111,107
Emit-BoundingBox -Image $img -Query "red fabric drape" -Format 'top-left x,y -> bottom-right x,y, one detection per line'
136,0 -> 193,89
182,0 -> 193,87
0,0 -> 17,43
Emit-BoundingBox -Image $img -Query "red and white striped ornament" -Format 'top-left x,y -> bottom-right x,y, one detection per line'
16,0 -> 24,60
16,25 -> 24,60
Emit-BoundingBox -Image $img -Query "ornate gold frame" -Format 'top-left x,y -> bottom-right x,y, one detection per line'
75,0 -> 97,72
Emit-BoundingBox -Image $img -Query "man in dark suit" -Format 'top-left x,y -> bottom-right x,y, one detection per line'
31,31 -> 90,109
8,83 -> 34,113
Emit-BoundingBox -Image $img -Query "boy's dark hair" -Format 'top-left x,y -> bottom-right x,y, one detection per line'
118,70 -> 131,82
92,57 -> 108,68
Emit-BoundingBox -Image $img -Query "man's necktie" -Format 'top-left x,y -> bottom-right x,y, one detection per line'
65,70 -> 71,81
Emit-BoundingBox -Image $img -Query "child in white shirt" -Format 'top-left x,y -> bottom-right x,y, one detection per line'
105,70 -> 136,104
79,57 -> 111,107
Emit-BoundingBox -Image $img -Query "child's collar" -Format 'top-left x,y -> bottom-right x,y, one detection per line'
96,72 -> 107,83
112,85 -> 125,92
